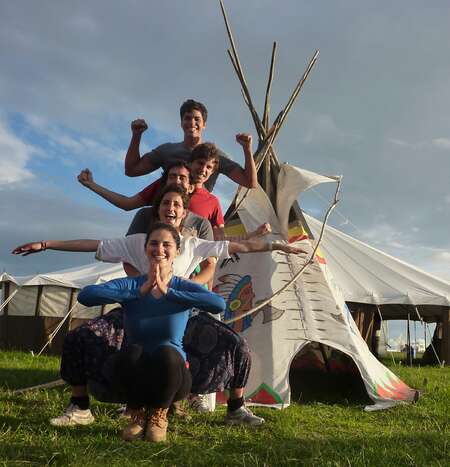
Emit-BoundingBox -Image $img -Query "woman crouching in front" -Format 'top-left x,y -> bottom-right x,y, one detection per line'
77,222 -> 225,442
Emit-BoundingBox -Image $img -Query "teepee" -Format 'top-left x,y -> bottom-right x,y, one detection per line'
214,1 -> 418,410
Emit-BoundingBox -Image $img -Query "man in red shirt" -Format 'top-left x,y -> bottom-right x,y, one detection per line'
78,134 -> 254,238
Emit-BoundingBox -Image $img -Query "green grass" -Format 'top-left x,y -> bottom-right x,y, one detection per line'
0,351 -> 448,466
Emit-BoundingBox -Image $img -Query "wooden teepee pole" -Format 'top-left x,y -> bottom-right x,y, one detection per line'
262,42 -> 277,132
262,42 -> 277,198
220,0 -> 265,139
220,1 -> 319,239
275,50 -> 319,137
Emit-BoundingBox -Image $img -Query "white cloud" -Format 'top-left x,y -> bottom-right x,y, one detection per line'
359,222 -> 409,250
0,120 -> 35,184
432,137 -> 450,149
387,138 -> 412,147
432,251 -> 450,262
301,114 -> 355,146
25,116 -> 124,165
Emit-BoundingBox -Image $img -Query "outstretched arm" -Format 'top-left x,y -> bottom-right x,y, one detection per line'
226,133 -> 258,189
124,119 -> 158,177
12,239 -> 100,256
228,239 -> 306,255
78,169 -> 145,211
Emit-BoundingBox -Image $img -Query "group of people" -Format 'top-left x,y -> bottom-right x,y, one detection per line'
13,100 -> 306,443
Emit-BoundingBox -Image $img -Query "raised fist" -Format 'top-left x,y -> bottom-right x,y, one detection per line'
77,168 -> 94,187
131,119 -> 148,136
235,133 -> 252,149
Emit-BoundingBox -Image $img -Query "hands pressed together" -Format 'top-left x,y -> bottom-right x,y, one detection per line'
140,264 -> 170,297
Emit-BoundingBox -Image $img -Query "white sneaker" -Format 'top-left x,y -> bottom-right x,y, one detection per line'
189,394 -> 214,413
50,403 -> 95,427
225,406 -> 265,426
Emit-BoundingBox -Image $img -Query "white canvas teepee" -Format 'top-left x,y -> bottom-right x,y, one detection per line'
213,164 -> 418,410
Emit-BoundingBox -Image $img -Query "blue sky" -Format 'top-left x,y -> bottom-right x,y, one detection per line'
1,1 -> 449,339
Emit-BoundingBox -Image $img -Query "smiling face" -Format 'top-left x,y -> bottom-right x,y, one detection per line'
190,157 -> 217,186
181,109 -> 206,140
145,228 -> 179,268
157,192 -> 187,228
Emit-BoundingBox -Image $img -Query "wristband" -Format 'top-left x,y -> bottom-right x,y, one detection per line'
40,241 -> 47,251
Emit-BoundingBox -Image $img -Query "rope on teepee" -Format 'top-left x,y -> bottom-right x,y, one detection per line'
223,176 -> 342,325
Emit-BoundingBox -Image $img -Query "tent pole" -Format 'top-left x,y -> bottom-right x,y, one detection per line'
414,320 -> 417,356
407,313 -> 412,366
414,305 -> 442,367
13,378 -> 65,395
376,305 -> 396,366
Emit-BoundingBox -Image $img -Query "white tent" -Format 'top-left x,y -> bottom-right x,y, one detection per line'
304,214 -> 450,309
0,263 -> 125,353
0,262 -> 124,289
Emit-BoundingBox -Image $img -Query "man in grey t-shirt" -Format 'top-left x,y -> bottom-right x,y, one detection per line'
124,99 -> 258,192
127,208 -> 213,240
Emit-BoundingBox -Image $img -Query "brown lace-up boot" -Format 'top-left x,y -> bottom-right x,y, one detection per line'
169,400 -> 190,419
121,408 -> 146,441
145,407 -> 169,442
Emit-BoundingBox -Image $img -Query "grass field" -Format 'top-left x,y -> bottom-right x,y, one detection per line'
0,351 -> 448,466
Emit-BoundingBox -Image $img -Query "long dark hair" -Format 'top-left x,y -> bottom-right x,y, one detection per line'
152,184 -> 190,221
145,222 -> 181,249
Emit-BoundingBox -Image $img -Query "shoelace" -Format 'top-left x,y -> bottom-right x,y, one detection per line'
148,409 -> 167,427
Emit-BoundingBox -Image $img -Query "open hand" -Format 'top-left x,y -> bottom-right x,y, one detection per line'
12,242 -> 46,256
255,223 -> 272,237
131,119 -> 148,136
77,168 -> 93,187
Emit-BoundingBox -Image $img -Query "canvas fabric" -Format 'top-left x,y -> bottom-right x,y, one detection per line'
213,182 -> 417,409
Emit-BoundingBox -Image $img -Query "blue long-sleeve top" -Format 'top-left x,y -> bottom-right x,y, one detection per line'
78,275 -> 226,360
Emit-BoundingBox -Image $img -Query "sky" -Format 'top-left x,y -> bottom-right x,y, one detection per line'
1,1 -> 449,339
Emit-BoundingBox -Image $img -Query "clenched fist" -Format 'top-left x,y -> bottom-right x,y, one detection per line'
235,133 -> 253,151
131,119 -> 148,136
77,168 -> 94,187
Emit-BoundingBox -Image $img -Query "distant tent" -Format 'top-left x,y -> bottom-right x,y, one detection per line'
0,263 -> 123,354
304,212 -> 450,357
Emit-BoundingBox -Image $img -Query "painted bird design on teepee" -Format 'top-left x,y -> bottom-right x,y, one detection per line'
213,273 -> 284,332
